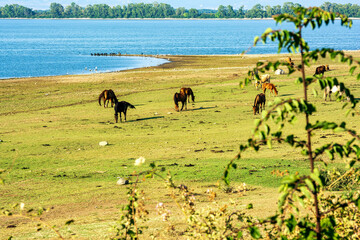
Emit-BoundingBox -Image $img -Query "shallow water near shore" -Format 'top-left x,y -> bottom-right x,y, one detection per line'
1,19 -> 359,79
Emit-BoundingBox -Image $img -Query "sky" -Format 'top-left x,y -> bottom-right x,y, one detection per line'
0,0 -> 356,10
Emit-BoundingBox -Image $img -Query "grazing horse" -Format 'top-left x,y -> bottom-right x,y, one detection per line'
255,74 -> 271,89
262,83 -> 278,96
174,92 -> 187,111
253,93 -> 266,115
260,74 -> 271,84
324,85 -> 349,101
180,88 -> 195,103
99,89 -> 118,108
314,65 -> 326,76
114,101 -> 135,122
285,57 -> 295,67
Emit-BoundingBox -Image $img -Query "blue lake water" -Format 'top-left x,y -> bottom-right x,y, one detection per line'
0,19 -> 359,79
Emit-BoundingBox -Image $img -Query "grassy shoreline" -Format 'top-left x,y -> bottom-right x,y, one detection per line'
1,52 -> 359,238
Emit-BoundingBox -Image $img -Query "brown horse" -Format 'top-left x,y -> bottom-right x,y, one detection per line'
262,83 -> 278,96
174,92 -> 187,111
114,101 -> 135,122
253,93 -> 266,115
314,65 -> 326,76
180,88 -> 195,103
285,57 -> 295,67
99,89 -> 118,108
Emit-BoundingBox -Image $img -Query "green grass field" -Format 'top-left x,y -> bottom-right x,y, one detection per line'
1,53 -> 360,239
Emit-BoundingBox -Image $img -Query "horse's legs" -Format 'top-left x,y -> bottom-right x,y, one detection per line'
180,102 -> 184,111
185,100 -> 187,110
124,110 -> 127,122
114,112 -> 118,123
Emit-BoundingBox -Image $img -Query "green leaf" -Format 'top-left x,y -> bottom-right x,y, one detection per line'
65,219 -> 75,225
254,119 -> 261,127
300,186 -> 312,199
261,110 -> 268,119
305,178 -> 315,192
312,88 -> 318,97
249,226 -> 262,239
264,27 -> 273,35
310,169 -> 324,187
349,66 -> 356,75
253,36 -> 260,46
334,127 -> 345,133
232,163 -> 237,169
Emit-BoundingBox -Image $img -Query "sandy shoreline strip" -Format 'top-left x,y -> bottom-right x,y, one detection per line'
1,51 -> 359,82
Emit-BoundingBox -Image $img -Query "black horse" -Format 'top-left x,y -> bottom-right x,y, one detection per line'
114,101 -> 135,122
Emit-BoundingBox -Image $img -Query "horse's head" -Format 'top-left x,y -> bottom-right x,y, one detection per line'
253,105 -> 258,115
274,86 -> 278,96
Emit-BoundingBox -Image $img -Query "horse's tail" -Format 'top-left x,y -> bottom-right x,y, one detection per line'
127,102 -> 136,109
98,91 -> 105,106
189,90 -> 195,102
174,93 -> 179,111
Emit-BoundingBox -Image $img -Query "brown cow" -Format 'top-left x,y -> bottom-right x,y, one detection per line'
253,93 -> 266,115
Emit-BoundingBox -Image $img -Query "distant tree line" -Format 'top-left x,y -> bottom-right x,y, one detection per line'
1,2 -> 360,19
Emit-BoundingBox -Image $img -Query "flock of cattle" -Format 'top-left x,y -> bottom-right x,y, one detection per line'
98,57 -> 348,121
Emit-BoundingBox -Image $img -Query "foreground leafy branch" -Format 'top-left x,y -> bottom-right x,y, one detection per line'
226,6 -> 360,239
